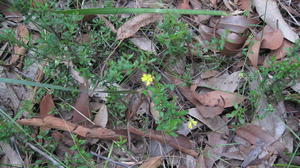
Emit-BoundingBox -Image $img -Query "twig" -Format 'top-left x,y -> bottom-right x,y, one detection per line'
26,142 -> 64,168
90,151 -> 132,168
100,40 -> 123,77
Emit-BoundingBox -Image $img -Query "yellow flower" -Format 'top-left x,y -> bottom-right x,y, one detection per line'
188,118 -> 198,129
141,74 -> 154,86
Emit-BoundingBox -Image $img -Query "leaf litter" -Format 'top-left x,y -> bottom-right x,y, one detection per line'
1,0 -> 299,167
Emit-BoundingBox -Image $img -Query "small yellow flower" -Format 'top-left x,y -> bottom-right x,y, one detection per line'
188,118 -> 198,129
141,74 -> 154,86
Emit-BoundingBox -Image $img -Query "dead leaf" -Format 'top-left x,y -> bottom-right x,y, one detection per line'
150,102 -> 160,121
188,108 -> 228,134
240,140 -> 266,168
196,104 -> 224,118
199,132 -> 227,168
249,69 -> 286,140
72,85 -> 91,126
179,0 -> 191,9
10,24 -> 29,67
237,124 -> 276,145
195,91 -> 244,108
198,24 -> 213,42
253,0 -> 299,43
270,39 -> 293,59
237,0 -> 251,10
93,103 -> 108,128
253,102 -> 286,141
0,142 -> 23,167
216,29 -> 247,50
260,26 -> 284,50
174,78 -> 242,118
186,155 -> 197,168
130,37 -> 157,53
139,156 -> 162,168
126,93 -> 144,120
210,0 -> 217,7
39,94 -> 55,118
117,14 -> 163,40
200,70 -> 219,79
195,71 -> 242,92
247,39 -> 261,67
291,81 -> 300,93
0,4 -> 23,22
149,140 -> 173,157
210,16 -> 259,34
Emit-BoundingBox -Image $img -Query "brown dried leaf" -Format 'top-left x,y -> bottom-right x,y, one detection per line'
10,24 -> 29,66
195,91 -> 244,108
253,0 -> 299,42
199,132 -> 227,168
39,94 -> 55,118
117,14 -> 163,40
195,71 -> 242,92
139,156 -> 162,168
200,70 -> 219,79
237,124 -> 276,145
210,16 -> 259,34
0,4 -> 23,22
210,0 -> 217,7
247,39 -> 261,67
72,85 -> 91,126
126,93 -> 144,120
260,26 -> 284,50
150,102 -> 160,121
188,108 -> 228,134
217,29 -> 247,50
196,104 -> 224,118
0,142 -> 23,167
130,37 -> 157,53
270,39 -> 293,59
291,81 -> 300,93
237,0 -> 251,10
198,24 -> 213,41
93,103 -> 108,128
179,0 -> 191,9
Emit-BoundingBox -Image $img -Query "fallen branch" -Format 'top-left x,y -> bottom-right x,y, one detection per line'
17,116 -> 123,140
17,116 -> 199,157
128,126 -> 199,157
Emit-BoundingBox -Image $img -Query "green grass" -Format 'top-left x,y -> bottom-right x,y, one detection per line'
0,0 -> 299,167
56,7 -> 228,16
